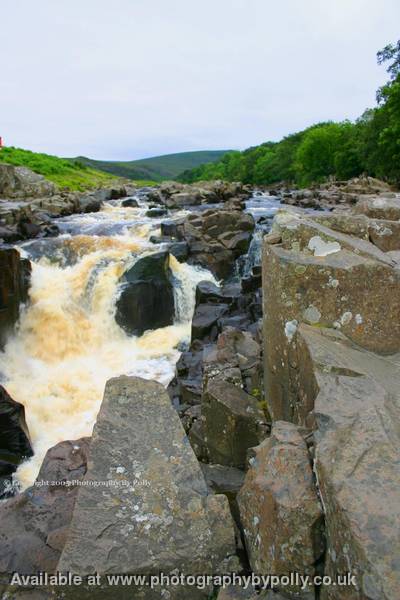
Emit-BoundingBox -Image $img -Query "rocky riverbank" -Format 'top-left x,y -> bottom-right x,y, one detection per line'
0,172 -> 399,598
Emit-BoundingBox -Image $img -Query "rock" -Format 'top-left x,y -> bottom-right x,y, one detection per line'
56,376 -> 237,599
195,281 -> 230,305
168,241 -> 189,262
181,209 -> 255,279
238,421 -> 323,598
161,218 -> 185,239
200,463 -> 245,525
191,303 -> 229,342
0,386 -> 33,497
368,218 -> 400,252
76,195 -> 102,213
202,379 -> 265,467
121,197 -> 139,208
0,438 -> 90,585
263,210 -> 400,421
295,324 -> 400,600
0,224 -> 21,243
217,585 -> 257,599
0,164 -> 56,199
353,195 -> 400,220
145,207 -> 168,217
0,248 -> 31,350
115,251 -> 175,336
200,464 -> 245,497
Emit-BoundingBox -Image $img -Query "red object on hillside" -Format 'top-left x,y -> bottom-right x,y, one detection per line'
0,137 -> 3,148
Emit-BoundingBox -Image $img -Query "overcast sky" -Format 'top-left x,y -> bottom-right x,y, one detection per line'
1,0 -> 399,160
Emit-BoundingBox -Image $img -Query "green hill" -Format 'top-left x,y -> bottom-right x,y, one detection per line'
74,150 -> 230,182
0,147 -> 120,191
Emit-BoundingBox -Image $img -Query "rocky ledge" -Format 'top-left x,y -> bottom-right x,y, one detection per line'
0,163 -> 136,243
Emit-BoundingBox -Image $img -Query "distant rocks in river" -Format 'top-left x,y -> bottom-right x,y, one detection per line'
147,179 -> 252,209
0,163 -> 136,243
115,251 -> 175,336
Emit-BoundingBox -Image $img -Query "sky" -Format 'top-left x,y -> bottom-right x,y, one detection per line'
1,0 -> 400,160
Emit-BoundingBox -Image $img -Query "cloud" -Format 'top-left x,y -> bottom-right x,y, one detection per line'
1,0 -> 399,159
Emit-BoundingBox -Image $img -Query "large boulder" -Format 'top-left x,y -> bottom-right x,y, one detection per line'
56,376 -> 237,599
0,438 -> 90,598
262,209 -> 400,422
0,164 -> 56,199
0,386 -> 33,497
0,248 -> 31,350
295,324 -> 400,600
238,421 -> 323,598
115,251 -> 175,336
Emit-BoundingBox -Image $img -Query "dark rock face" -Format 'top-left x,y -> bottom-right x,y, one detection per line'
121,197 -> 139,208
115,252 -> 175,336
0,386 -> 33,498
0,438 -> 90,586
0,248 -> 31,350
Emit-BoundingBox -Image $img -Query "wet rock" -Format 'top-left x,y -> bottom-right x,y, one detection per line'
160,218 -> 185,239
0,248 -> 31,350
76,194 -> 102,213
168,241 -> 189,262
145,207 -> 168,217
115,251 -> 175,336
295,324 -> 400,600
263,210 -> 400,421
191,303 -> 229,342
202,379 -> 266,468
0,438 -> 90,584
57,376 -> 237,599
0,386 -> 33,497
121,197 -> 139,208
195,281 -> 231,305
238,421 -> 323,598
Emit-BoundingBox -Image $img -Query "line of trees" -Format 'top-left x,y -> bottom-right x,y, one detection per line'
179,41 -> 400,187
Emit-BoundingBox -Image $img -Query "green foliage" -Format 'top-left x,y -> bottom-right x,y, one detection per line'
180,39 -> 400,187
0,146 -> 118,191
75,150 -> 230,182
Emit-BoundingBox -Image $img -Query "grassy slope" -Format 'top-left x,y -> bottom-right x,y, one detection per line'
0,147 -> 122,191
75,150 -> 230,181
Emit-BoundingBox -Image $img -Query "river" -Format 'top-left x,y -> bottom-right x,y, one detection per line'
0,189 -> 282,490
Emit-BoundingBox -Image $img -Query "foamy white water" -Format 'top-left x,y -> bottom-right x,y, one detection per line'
0,200 -> 215,489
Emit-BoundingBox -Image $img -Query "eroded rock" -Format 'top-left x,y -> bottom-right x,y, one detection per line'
56,376 -> 237,599
238,421 -> 323,599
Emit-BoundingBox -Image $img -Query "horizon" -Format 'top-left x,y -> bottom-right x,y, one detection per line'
2,0 -> 400,160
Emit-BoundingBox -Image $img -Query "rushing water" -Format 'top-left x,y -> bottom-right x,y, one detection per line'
0,194 -> 215,490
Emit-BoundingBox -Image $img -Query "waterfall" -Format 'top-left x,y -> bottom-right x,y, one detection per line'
0,201 -> 215,490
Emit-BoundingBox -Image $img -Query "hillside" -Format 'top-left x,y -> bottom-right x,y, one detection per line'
179,44 -> 400,188
74,150 -> 230,182
0,147 -> 119,191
